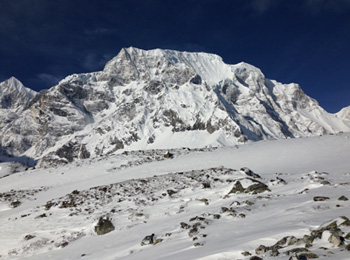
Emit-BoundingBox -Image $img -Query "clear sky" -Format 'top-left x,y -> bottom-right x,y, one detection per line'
0,0 -> 349,113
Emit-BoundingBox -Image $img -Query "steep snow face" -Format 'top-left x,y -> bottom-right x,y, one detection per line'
0,78 -> 38,158
0,47 -> 349,166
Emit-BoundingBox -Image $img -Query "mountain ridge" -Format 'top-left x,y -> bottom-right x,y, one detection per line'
0,47 -> 349,167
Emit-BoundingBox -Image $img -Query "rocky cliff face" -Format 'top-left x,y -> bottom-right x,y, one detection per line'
0,47 -> 349,166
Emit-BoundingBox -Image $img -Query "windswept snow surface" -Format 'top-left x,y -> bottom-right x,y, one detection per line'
0,133 -> 350,259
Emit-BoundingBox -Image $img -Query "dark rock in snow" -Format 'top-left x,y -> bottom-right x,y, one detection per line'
228,181 -> 245,194
299,252 -> 318,259
313,196 -> 330,201
167,189 -> 177,196
10,200 -> 21,208
240,167 -> 261,178
190,74 -> 202,85
338,195 -> 348,201
250,256 -> 263,260
228,178 -> 270,195
24,234 -> 35,240
141,233 -> 155,246
255,244 -> 269,254
94,217 -> 115,235
163,151 -> 174,158
180,222 -> 191,229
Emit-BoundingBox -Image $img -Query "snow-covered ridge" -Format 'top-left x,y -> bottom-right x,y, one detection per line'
0,47 -> 349,166
336,106 -> 350,121
102,47 -> 262,86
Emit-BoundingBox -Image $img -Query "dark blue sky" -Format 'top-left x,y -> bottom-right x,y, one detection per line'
0,0 -> 349,112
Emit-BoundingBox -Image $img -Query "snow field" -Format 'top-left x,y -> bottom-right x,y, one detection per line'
0,133 -> 349,259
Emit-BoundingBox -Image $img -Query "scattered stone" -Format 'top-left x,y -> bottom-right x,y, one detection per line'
255,245 -> 269,255
10,200 -> 21,208
198,198 -> 209,205
167,189 -> 177,196
45,201 -> 53,210
272,236 -> 288,249
202,182 -> 211,189
299,252 -> 318,258
24,234 -> 35,240
213,214 -> 221,219
240,167 -> 261,178
250,256 -> 263,260
302,235 -> 314,245
180,222 -> 191,229
94,217 -> 115,235
246,181 -> 270,194
245,200 -> 254,206
220,207 -> 230,213
269,248 -> 280,256
35,213 -> 47,219
163,151 -> 173,159
313,196 -> 330,202
299,188 -> 309,194
228,179 -> 270,195
285,247 -> 309,255
141,234 -> 155,246
194,242 -> 203,247
228,181 -> 245,194
242,251 -> 251,256
61,241 -> 69,248
188,226 -> 198,237
276,177 -> 287,184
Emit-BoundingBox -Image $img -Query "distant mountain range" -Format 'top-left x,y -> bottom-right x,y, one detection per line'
1,47 -> 349,167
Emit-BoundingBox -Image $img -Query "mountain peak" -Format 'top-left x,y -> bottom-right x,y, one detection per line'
0,77 -> 37,97
103,47 -> 241,86
0,77 -> 37,109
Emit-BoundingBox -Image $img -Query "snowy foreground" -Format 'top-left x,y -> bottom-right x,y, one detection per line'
0,134 -> 350,260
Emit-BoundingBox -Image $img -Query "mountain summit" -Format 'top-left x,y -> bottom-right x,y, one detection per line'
0,47 -> 349,166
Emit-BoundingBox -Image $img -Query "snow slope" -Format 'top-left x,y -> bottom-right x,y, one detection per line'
0,133 -> 349,259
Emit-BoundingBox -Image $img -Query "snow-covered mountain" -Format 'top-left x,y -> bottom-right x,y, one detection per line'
0,47 -> 349,166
